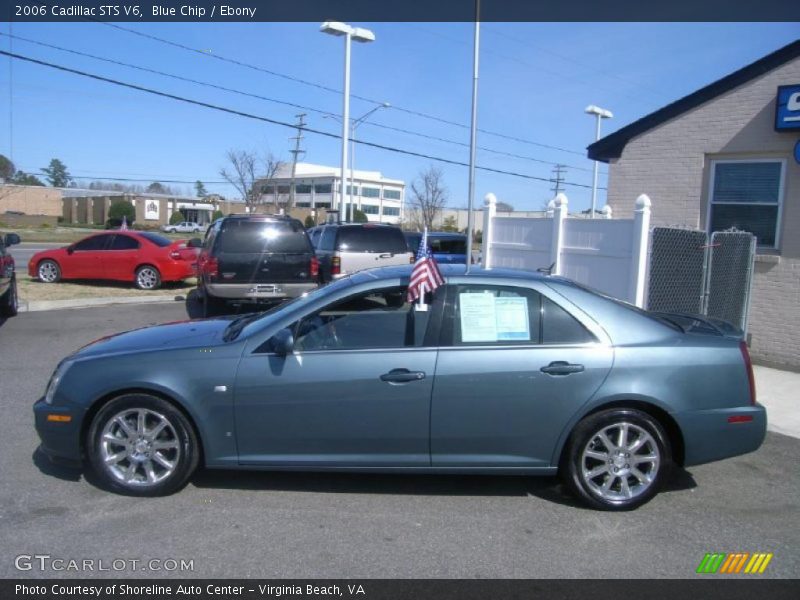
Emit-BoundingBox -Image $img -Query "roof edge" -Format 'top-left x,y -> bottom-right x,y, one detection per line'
587,39 -> 800,163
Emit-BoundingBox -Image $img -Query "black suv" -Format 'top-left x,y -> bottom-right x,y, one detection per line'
196,214 -> 318,316
0,232 -> 21,318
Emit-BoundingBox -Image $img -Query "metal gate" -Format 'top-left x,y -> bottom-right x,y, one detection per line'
647,227 -> 756,332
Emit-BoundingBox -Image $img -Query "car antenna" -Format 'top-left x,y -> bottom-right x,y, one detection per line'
537,262 -> 556,276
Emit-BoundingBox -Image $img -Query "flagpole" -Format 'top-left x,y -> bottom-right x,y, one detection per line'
465,0 -> 480,273
417,227 -> 428,311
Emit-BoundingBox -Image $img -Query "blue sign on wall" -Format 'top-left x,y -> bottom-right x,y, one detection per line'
775,84 -> 800,131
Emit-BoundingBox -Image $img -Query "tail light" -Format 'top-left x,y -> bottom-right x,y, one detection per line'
310,256 -> 319,278
331,256 -> 341,276
409,254 -> 415,264
739,340 -> 756,406
169,250 -> 181,260
202,256 -> 219,279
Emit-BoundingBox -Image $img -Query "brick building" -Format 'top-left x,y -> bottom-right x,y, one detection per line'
588,40 -> 800,369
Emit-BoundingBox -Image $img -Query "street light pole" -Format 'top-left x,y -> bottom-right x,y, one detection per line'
585,104 -> 613,219
320,21 -> 375,223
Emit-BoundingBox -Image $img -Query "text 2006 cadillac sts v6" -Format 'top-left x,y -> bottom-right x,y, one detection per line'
34,265 -> 765,510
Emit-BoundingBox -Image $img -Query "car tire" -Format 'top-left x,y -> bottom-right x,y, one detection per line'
135,265 -> 161,290
0,275 -> 18,317
562,408 -> 671,511
201,288 -> 225,317
87,394 -> 200,497
37,259 -> 61,283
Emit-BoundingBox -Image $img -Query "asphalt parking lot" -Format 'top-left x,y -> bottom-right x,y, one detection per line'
0,303 -> 798,579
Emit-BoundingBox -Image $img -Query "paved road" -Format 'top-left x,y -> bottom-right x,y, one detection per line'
0,304 -> 798,578
8,242 -> 66,269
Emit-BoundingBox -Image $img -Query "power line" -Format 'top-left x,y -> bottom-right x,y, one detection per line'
0,49 -> 605,191
0,31 -> 604,177
95,21 -> 588,157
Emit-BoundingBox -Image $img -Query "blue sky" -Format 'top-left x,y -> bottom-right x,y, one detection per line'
1,21 -> 798,212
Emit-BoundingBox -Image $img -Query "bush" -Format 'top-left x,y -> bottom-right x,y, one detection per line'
212,210 -> 225,221
352,209 -> 368,223
304,215 -> 315,229
108,200 -> 135,223
39,223 -> 51,228
169,210 -> 185,225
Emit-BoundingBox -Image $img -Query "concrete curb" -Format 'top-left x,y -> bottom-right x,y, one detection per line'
18,294 -> 188,313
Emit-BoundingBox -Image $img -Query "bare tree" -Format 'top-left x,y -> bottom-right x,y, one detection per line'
408,165 -> 448,231
219,149 -> 285,213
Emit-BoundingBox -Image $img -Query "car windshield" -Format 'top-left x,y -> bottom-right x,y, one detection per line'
430,237 -> 466,255
138,232 -> 172,247
217,220 -> 310,254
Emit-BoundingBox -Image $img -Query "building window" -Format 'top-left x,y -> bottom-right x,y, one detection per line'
362,187 -> 380,198
383,189 -> 401,200
295,202 -> 311,208
708,160 -> 784,248
314,183 -> 332,194
361,204 -> 379,214
382,206 -> 400,216
277,185 -> 291,195
260,185 -> 274,195
346,185 -> 360,196
295,184 -> 312,194
314,202 -> 331,209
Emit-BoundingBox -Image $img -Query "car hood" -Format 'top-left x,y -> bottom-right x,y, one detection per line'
71,317 -> 234,359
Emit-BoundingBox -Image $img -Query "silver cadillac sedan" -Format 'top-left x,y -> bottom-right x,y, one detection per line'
34,265 -> 766,510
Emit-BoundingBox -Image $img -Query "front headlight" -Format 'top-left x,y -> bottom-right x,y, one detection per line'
44,361 -> 72,405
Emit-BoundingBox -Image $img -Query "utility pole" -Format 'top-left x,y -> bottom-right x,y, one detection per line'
550,164 -> 566,196
288,113 -> 306,213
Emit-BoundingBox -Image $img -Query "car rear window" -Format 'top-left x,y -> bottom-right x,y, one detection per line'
216,220 -> 312,254
138,232 -> 172,247
336,226 -> 408,253
430,237 -> 466,255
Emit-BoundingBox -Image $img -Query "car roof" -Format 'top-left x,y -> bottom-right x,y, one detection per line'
348,264 -> 549,285
404,231 -> 466,238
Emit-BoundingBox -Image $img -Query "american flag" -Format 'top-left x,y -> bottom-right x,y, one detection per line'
407,229 -> 444,303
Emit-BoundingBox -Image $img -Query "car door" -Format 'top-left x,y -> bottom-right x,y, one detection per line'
430,283 -> 613,468
104,234 -> 141,281
233,285 -> 442,466
68,234 -> 113,279
0,236 -> 10,297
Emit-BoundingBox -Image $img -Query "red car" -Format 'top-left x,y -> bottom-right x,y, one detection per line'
28,231 -> 199,290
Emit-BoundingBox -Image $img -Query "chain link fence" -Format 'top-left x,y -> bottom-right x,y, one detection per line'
647,227 -> 756,332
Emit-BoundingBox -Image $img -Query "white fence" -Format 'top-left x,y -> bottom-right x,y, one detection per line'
481,193 -> 651,307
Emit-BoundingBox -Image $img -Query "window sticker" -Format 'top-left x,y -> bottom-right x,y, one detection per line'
459,293 -> 498,342
459,292 -> 531,343
495,297 -> 531,340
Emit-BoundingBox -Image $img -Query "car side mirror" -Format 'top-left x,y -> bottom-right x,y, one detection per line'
186,238 -> 202,248
66,245 -> 75,255
3,233 -> 20,246
270,328 -> 295,357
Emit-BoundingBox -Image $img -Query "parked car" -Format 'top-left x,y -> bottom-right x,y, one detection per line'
404,231 -> 468,264
161,221 -> 204,234
0,232 -> 21,317
314,223 -> 413,282
196,214 -> 318,317
28,231 -> 198,290
34,265 -> 765,509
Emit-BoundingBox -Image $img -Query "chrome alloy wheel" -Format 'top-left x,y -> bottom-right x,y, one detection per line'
136,267 -> 159,289
99,409 -> 181,487
38,261 -> 59,282
580,422 -> 660,502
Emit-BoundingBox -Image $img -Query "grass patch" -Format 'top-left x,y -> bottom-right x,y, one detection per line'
3,227 -> 190,244
18,276 -> 197,303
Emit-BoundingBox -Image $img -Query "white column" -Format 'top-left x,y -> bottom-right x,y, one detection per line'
482,192 -> 497,269
629,194 -> 652,307
550,193 -> 568,275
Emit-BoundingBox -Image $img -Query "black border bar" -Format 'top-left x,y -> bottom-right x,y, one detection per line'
4,579 -> 800,600
2,0 -> 800,22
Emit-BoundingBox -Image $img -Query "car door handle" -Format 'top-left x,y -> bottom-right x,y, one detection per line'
540,361 -> 585,376
380,369 -> 426,383
377,253 -> 392,259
